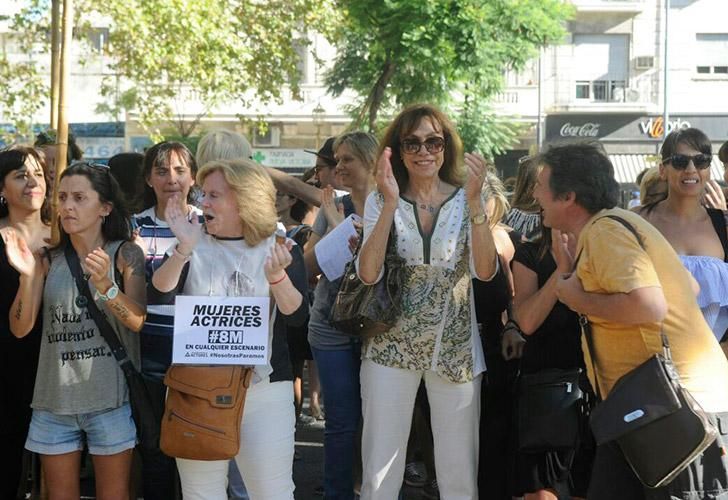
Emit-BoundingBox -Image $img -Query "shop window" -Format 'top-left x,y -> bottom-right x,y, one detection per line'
714,66 -> 728,74
697,66 -> 711,74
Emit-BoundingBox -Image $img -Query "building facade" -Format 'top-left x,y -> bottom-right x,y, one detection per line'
495,0 -> 728,183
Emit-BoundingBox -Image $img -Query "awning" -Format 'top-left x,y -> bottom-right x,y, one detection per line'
609,154 -> 724,184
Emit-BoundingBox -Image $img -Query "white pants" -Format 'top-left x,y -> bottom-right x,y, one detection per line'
177,378 -> 295,500
360,359 -> 481,500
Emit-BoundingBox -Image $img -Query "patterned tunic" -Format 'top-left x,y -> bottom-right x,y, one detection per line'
358,189 -> 488,383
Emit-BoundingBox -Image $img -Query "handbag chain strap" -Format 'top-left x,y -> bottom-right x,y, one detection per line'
64,244 -> 137,378
577,214 -> 673,401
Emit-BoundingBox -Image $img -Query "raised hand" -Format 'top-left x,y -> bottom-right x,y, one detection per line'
264,241 -> 294,283
165,193 -> 201,253
85,247 -> 112,291
375,147 -> 399,205
703,179 -> 727,210
464,152 -> 487,203
2,228 -> 36,277
320,185 -> 344,228
551,229 -> 575,274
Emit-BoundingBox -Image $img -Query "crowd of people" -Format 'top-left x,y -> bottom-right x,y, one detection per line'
1,104 -> 728,500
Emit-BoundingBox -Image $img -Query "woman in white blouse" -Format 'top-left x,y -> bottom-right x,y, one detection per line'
357,104 -> 499,499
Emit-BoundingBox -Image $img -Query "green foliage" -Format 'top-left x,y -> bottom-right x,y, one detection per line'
326,0 -> 572,152
0,0 -> 50,144
95,0 -> 336,139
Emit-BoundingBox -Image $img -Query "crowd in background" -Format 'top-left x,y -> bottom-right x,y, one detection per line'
1,104 -> 728,500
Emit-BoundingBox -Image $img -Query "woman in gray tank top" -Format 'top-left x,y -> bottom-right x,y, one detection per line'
5,162 -> 147,499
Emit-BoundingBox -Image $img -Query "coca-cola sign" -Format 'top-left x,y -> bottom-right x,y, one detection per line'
559,122 -> 601,138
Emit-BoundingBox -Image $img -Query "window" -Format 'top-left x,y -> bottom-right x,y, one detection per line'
695,34 -> 728,75
574,80 -> 625,102
573,34 -> 629,103
576,81 -> 590,99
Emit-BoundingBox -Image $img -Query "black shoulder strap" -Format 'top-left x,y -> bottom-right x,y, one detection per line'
706,208 -> 728,262
64,244 -> 136,376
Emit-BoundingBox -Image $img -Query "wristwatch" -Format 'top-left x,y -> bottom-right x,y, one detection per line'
96,282 -> 120,302
471,212 -> 488,226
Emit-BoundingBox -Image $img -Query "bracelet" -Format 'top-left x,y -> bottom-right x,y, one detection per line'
172,245 -> 191,262
268,274 -> 287,286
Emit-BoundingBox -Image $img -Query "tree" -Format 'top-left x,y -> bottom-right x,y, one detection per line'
325,0 -> 572,155
0,2 -> 49,144
96,0 -> 336,139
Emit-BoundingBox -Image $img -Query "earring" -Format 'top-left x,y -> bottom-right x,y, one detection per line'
101,215 -> 107,225
0,195 -> 5,205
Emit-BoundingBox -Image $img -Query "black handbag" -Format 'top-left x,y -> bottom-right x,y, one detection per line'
329,227 -> 405,338
65,244 -> 163,453
517,367 -> 584,452
581,215 -> 718,488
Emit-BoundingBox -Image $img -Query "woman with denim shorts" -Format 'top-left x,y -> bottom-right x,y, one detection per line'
6,162 -> 147,499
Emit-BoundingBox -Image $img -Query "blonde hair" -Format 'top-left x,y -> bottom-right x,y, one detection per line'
483,168 -> 510,229
197,159 -> 277,246
639,166 -> 667,206
196,130 -> 252,168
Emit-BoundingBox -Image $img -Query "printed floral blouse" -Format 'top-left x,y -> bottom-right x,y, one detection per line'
357,189 -> 490,383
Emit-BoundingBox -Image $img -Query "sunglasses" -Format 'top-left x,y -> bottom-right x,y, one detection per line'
401,137 -> 446,155
665,154 -> 712,170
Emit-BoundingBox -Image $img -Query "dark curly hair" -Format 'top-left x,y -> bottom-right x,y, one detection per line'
538,142 -> 619,214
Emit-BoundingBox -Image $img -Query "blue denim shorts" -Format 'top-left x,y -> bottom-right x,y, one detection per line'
25,403 -> 137,456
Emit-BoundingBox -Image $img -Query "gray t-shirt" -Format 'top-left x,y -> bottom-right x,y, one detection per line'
32,241 -> 140,414
308,195 -> 356,350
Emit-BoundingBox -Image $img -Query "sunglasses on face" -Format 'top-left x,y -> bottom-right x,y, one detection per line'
665,154 -> 712,170
401,137 -> 446,155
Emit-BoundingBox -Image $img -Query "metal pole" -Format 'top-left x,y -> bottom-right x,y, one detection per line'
662,0 -> 670,140
50,0 -> 61,130
51,0 -> 73,244
536,48 -> 544,150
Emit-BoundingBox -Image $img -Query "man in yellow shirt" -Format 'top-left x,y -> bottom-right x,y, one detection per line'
533,142 -> 728,499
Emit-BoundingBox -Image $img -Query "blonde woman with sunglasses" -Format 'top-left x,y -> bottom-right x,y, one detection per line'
638,127 -> 728,344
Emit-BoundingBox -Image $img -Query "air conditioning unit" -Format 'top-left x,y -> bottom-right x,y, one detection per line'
635,56 -> 655,70
626,89 -> 641,102
253,126 -> 280,147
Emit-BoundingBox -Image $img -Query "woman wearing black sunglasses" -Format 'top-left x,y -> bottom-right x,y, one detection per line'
638,127 -> 728,344
5,162 -> 147,499
357,104 -> 499,498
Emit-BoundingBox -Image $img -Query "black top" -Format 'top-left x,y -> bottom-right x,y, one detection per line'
0,238 -> 43,344
707,208 -> 728,262
513,241 -> 584,373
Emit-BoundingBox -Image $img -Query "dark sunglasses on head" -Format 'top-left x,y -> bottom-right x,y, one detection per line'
401,137 -> 446,155
665,154 -> 712,170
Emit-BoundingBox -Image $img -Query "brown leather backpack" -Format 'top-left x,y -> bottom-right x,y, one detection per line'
160,365 -> 254,460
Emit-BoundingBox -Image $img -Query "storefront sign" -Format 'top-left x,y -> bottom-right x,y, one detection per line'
251,148 -> 315,169
546,114 -> 728,143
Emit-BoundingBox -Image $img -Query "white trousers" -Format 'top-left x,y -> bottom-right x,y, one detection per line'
360,359 -> 481,500
177,378 -> 295,500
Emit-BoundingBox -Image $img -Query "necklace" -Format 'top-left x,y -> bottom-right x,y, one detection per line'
415,179 -> 441,215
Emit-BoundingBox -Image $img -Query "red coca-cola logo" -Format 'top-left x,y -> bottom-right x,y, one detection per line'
559,122 -> 601,137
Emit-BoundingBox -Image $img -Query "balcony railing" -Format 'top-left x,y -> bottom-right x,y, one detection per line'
570,0 -> 645,14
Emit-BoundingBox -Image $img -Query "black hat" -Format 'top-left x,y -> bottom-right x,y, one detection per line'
305,137 -> 337,167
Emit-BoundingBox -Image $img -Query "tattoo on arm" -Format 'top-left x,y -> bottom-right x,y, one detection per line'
108,300 -> 130,321
120,242 -> 146,278
15,301 -> 22,321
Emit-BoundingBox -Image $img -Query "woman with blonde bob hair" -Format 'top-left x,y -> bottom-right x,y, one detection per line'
151,158 -> 309,500
358,103 -> 499,498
